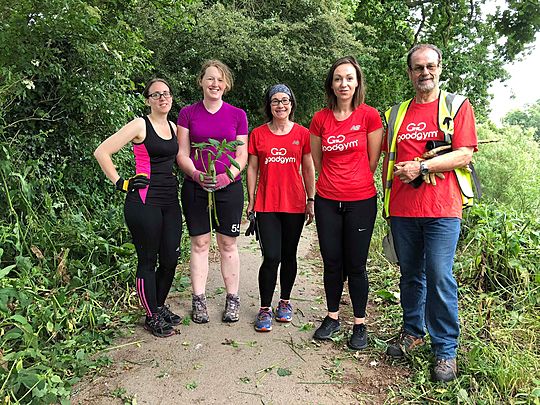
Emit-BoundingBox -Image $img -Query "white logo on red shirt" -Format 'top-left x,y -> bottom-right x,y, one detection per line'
265,147 -> 296,164
270,147 -> 286,155
322,134 -> 358,152
292,140 -> 300,145
406,122 -> 426,132
397,121 -> 438,143
350,125 -> 361,131
327,135 -> 346,144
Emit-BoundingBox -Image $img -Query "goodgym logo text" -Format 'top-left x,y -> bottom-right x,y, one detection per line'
322,134 -> 358,152
397,122 -> 438,143
265,147 -> 296,164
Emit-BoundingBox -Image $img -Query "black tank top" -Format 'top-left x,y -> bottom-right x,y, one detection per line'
126,116 -> 179,206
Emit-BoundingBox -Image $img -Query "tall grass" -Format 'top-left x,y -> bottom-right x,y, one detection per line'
0,144 -> 190,403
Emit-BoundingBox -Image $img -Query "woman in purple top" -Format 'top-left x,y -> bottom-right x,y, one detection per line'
177,60 -> 248,323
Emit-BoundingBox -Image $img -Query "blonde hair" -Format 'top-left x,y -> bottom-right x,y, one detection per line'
197,59 -> 234,94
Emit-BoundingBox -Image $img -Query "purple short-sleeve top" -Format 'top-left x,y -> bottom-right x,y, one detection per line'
177,101 -> 248,179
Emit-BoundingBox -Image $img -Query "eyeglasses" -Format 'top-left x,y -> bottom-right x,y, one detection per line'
148,91 -> 172,100
270,98 -> 291,106
410,64 -> 440,73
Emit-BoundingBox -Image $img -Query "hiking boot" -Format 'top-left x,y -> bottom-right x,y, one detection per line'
432,358 -> 458,382
192,293 -> 209,324
254,308 -> 273,332
386,331 -> 425,357
348,323 -> 368,350
223,293 -> 240,322
275,300 -> 293,323
313,316 -> 340,340
144,313 -> 175,338
158,304 -> 181,326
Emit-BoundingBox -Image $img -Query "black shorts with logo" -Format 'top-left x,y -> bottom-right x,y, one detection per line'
181,179 -> 244,237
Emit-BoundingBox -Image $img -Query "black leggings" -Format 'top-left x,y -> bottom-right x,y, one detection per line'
257,212 -> 305,308
124,199 -> 182,316
314,195 -> 376,318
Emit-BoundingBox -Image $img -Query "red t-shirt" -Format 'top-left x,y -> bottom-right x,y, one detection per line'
248,123 -> 311,213
383,98 -> 478,218
309,104 -> 383,201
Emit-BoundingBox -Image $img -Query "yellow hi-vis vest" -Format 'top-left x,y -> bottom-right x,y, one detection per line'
383,90 -> 475,218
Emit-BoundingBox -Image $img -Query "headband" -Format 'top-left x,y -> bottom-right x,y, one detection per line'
268,84 -> 292,99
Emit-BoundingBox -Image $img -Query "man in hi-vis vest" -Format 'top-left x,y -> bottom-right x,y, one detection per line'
382,44 -> 477,382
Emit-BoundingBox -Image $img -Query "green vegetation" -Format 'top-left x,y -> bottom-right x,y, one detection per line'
504,99 -> 540,143
191,138 -> 244,225
1,0 -> 539,403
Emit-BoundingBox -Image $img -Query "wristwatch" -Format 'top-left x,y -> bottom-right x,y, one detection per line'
419,161 -> 429,176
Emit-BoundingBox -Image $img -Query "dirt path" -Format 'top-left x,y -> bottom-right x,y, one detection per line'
71,224 -> 406,404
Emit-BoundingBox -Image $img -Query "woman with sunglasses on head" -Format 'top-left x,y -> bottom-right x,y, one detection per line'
94,78 -> 182,338
177,60 -> 248,324
246,84 -> 315,332
310,56 -> 383,349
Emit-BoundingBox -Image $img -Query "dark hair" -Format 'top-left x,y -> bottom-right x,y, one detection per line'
263,84 -> 297,122
142,78 -> 172,98
324,56 -> 365,110
197,59 -> 234,94
407,44 -> 442,69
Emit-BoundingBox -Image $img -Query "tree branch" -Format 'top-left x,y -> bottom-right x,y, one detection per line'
406,0 -> 433,7
414,5 -> 426,45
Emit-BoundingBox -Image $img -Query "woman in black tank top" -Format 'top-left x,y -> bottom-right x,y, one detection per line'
94,78 -> 182,338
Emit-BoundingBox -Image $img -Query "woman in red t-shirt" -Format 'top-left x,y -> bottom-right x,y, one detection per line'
310,56 -> 383,349
247,84 -> 316,332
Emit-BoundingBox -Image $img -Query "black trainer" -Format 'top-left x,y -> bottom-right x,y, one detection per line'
144,313 -> 175,338
348,323 -> 368,350
158,305 -> 181,326
313,316 -> 340,340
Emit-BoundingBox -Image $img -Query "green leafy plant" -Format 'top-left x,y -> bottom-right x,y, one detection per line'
277,368 -> 292,377
191,138 -> 243,226
185,381 -> 198,390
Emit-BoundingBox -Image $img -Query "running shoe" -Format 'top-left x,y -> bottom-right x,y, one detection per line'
313,316 -> 340,340
275,300 -> 293,322
254,308 -> 273,332
192,293 -> 209,324
158,304 -> 181,326
144,312 -> 175,338
223,293 -> 240,322
348,323 -> 368,350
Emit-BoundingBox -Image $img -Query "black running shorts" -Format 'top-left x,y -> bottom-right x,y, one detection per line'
181,179 -> 244,237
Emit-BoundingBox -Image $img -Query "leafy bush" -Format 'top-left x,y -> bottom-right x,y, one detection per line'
458,203 -> 540,304
474,123 -> 540,214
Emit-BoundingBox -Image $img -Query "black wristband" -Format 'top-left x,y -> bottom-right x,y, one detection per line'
115,177 -> 128,192
307,197 -> 315,202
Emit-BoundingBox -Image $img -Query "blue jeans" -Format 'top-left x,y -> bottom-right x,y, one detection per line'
391,217 -> 461,360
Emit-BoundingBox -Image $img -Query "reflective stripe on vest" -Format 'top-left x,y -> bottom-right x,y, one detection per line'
383,99 -> 412,218
383,90 -> 472,218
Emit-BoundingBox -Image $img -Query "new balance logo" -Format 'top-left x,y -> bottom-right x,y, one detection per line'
350,125 -> 361,131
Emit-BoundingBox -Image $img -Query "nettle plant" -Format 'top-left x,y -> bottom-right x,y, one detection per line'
191,138 -> 243,226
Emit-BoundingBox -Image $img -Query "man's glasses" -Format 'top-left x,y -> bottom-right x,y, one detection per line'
270,98 -> 291,106
411,64 -> 440,73
148,91 -> 172,100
